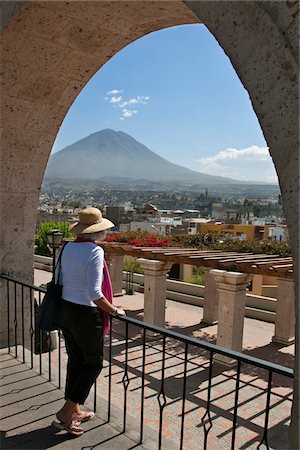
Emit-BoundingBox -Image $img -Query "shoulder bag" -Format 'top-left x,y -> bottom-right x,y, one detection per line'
37,243 -> 67,331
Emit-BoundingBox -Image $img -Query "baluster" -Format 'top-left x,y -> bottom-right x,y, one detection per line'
139,328 -> 146,444
29,288 -> 34,369
258,371 -> 273,450
122,321 -> 129,433
201,352 -> 214,449
94,378 -> 97,413
180,342 -> 188,450
47,331 -> 51,381
108,315 -> 112,422
38,292 -> 42,375
14,282 -> 17,358
158,335 -> 167,450
58,329 -> 61,389
7,280 -> 10,353
231,359 -> 241,450
21,285 -> 25,363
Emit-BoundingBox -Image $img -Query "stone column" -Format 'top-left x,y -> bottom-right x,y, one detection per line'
105,254 -> 124,297
211,270 -> 253,367
251,274 -> 263,296
272,278 -> 295,345
201,268 -> 218,324
137,258 -> 172,328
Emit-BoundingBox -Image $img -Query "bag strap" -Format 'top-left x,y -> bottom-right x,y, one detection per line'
54,242 -> 67,283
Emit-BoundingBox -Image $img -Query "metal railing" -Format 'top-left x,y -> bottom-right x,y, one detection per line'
1,274 -> 64,387
0,273 -> 294,449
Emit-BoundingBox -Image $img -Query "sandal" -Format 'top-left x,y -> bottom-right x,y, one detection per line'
51,420 -> 84,437
75,411 -> 96,423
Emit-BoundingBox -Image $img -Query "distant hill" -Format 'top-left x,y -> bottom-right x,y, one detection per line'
45,129 -> 243,185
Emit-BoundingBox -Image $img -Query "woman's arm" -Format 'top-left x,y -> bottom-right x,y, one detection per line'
89,247 -> 125,316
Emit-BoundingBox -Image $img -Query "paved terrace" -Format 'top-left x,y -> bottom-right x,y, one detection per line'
0,269 -> 294,449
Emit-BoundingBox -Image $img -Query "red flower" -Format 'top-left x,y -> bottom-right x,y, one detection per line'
105,231 -> 173,247
105,232 -> 121,242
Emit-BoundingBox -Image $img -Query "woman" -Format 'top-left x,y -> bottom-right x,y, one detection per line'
52,207 -> 125,436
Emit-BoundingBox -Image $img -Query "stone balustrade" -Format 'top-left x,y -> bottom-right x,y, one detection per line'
34,251 -> 296,367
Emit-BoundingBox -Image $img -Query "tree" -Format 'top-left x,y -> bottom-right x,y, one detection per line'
35,221 -> 74,256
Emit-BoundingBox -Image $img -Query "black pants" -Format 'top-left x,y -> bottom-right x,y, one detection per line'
59,299 -> 104,405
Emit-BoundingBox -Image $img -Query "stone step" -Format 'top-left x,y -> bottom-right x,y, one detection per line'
0,352 -> 177,450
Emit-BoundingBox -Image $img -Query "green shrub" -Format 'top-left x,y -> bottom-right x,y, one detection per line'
185,266 -> 205,286
210,240 -> 291,256
171,234 -> 291,257
35,221 -> 74,256
125,287 -> 134,295
123,256 -> 143,274
171,234 -> 207,249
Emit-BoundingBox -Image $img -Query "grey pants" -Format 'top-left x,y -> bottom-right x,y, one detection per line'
59,299 -> 104,405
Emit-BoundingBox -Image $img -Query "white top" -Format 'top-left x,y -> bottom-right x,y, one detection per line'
58,242 -> 104,307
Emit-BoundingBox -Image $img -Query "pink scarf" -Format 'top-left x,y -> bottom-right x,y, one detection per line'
102,259 -> 114,336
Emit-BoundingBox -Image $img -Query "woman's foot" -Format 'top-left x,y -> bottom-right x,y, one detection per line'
74,411 -> 96,423
56,399 -> 79,426
56,412 -> 78,425
52,419 -> 84,437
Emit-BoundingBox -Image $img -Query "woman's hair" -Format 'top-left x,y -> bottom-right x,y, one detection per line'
77,230 -> 107,242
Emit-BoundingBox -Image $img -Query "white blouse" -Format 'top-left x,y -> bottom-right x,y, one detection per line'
58,242 -> 104,307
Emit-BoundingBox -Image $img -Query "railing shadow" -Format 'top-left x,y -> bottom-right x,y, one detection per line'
103,323 -> 293,450
2,424 -> 81,449
112,307 -> 294,388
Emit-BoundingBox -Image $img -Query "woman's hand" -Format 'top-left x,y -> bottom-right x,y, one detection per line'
94,296 -> 126,317
112,307 -> 126,317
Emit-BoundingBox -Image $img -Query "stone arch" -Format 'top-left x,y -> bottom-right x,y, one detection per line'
1,1 -> 298,447
0,1 -> 199,280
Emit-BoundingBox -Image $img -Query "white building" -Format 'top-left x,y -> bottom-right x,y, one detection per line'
129,221 -> 170,235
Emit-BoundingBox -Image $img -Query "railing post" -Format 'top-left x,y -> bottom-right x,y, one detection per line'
201,268 -> 218,325
0,278 -> 10,350
137,259 -> 172,328
211,270 -> 253,367
105,254 -> 124,297
272,277 -> 295,345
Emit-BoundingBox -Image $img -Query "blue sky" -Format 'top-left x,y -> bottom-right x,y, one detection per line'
53,24 -> 277,183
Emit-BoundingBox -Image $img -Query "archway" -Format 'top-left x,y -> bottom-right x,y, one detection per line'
1,2 -> 298,447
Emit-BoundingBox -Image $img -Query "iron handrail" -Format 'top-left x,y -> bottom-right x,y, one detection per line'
1,273 -> 46,292
0,272 -> 294,378
117,315 -> 294,378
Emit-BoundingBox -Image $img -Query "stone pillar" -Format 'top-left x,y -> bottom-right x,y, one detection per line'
211,270 -> 253,367
272,278 -> 295,345
201,268 -> 218,324
251,274 -> 263,296
137,258 -> 172,328
105,254 -> 124,297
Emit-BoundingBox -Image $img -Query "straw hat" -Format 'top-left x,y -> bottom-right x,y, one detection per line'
70,207 -> 114,235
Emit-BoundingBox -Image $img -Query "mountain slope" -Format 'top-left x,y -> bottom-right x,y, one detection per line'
45,129 -> 240,185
